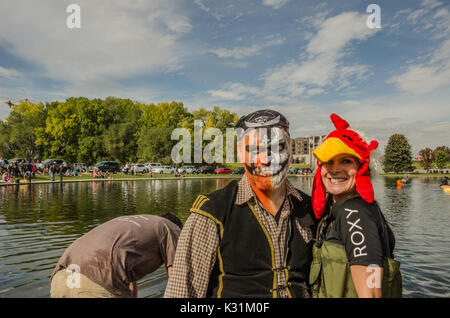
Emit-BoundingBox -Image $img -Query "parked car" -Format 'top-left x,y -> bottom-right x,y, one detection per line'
0,159 -> 9,169
198,166 -> 216,174
152,165 -> 176,174
40,159 -> 64,170
289,167 -> 299,174
73,163 -> 87,172
177,166 -> 198,174
297,167 -> 313,174
215,168 -> 232,175
94,161 -> 121,173
232,167 -> 245,174
145,163 -> 162,171
132,164 -> 148,174
8,158 -> 29,165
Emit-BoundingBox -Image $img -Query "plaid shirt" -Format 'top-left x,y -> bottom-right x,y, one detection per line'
164,175 -> 312,298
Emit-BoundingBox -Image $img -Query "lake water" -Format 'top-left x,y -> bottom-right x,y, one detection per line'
0,176 -> 449,298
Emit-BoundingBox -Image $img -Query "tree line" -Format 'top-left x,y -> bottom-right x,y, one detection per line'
0,97 -> 238,166
1,98 -> 447,172
383,133 -> 449,173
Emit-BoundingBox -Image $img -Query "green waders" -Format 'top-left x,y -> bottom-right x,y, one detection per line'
309,240 -> 403,298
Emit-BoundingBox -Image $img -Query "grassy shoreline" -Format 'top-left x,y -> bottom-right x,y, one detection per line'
2,171 -> 448,187
379,173 -> 450,177
0,172 -> 242,186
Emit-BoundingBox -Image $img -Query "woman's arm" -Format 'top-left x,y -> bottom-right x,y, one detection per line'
129,281 -> 137,298
350,265 -> 383,298
335,199 -> 386,298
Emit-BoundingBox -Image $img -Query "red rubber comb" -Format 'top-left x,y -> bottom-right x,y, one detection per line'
330,114 -> 350,130
368,140 -> 379,151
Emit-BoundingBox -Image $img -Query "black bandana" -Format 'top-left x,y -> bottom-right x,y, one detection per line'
236,109 -> 289,133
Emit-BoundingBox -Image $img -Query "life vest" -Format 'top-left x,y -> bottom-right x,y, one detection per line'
190,180 -> 317,298
309,198 -> 403,298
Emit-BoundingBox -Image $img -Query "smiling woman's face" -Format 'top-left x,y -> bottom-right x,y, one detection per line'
320,153 -> 360,201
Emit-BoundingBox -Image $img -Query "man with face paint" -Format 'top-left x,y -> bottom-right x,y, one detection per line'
164,109 -> 317,298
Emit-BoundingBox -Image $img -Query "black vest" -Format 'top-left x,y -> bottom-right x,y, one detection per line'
190,180 -> 317,298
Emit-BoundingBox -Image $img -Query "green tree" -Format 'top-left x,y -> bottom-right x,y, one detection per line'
101,97 -> 142,163
383,134 -> 414,173
0,97 -> 241,166
189,106 -> 239,164
418,147 -> 434,171
434,150 -> 448,169
433,146 -> 449,161
137,101 -> 191,163
0,100 -> 47,161
0,121 -> 15,159
137,127 -> 175,164
140,101 -> 191,129
36,98 -> 82,162
76,98 -> 108,164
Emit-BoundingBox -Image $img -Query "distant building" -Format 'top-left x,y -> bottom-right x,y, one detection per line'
292,135 -> 326,165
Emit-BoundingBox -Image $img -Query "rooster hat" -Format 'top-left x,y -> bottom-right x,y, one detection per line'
311,114 -> 379,219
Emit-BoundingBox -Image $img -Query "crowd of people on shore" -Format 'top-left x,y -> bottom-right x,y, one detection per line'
0,159 -> 78,183
0,159 -> 36,183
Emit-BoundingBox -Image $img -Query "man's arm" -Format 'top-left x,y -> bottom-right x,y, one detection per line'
163,213 -> 219,298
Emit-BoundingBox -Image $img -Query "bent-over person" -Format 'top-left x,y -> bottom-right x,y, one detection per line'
50,213 -> 182,298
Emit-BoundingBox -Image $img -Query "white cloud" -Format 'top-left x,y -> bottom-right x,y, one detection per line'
0,0 -> 192,84
0,66 -> 21,80
295,7 -> 331,30
224,61 -> 249,69
388,38 -> 450,94
207,82 -> 261,101
163,14 -> 192,34
210,37 -> 285,60
392,0 -> 448,36
262,12 -> 378,96
406,0 -> 443,23
421,0 -> 443,10
328,94 -> 450,154
388,64 -> 450,95
262,0 -> 290,10
194,0 -> 210,12
306,12 -> 374,54
388,1 -> 450,94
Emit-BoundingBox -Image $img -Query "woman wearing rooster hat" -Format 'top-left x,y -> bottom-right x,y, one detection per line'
309,114 -> 402,298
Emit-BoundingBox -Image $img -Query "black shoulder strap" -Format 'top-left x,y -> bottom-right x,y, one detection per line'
373,201 -> 395,259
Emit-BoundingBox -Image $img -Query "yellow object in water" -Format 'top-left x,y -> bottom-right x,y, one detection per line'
443,187 -> 450,193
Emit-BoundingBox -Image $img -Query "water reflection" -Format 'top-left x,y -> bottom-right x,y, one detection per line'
0,176 -> 449,298
374,176 -> 450,297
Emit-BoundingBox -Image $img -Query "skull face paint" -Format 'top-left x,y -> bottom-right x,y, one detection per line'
238,127 -> 291,191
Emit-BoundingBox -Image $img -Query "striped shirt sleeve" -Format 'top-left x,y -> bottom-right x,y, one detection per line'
163,212 -> 219,298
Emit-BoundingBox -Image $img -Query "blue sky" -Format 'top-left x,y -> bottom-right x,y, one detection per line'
0,0 -> 449,155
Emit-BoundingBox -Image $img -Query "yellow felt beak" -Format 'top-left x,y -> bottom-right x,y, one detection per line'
313,137 -> 362,164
